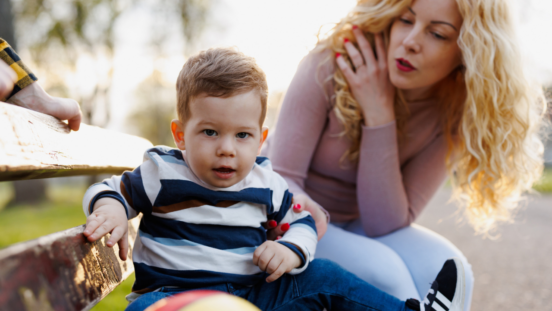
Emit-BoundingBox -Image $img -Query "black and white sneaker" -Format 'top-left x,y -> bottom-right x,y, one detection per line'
405,258 -> 465,311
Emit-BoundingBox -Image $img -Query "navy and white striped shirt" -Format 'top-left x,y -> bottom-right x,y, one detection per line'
82,146 -> 317,294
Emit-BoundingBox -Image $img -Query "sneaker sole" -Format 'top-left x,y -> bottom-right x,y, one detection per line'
449,257 -> 465,311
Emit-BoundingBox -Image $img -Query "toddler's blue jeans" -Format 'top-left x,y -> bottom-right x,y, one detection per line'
126,259 -> 415,311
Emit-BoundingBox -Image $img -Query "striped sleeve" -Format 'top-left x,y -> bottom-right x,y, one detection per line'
264,165 -> 317,275
0,38 -> 38,99
82,162 -> 157,219
276,209 -> 317,274
82,174 -> 138,219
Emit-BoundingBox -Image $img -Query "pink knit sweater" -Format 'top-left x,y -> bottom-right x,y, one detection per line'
262,50 -> 449,237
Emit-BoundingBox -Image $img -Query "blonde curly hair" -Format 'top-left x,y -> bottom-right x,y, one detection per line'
315,0 -> 548,234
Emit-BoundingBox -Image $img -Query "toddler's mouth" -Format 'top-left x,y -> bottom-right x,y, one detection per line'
213,167 -> 236,179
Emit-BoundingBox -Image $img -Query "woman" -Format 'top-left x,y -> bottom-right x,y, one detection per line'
263,0 -> 547,309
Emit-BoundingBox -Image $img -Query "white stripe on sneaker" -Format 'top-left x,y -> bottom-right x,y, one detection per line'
436,291 -> 452,308
431,301 -> 447,311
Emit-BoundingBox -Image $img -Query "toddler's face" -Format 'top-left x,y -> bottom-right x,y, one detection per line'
172,90 -> 267,188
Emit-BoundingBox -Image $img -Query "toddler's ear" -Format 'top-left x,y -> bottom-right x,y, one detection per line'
171,119 -> 186,150
258,127 -> 269,155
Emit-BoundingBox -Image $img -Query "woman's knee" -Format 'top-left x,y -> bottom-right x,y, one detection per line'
360,253 -> 419,299
375,224 -> 474,302
317,225 -> 420,299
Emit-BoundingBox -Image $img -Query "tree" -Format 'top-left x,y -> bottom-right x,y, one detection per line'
1,0 -> 47,205
11,0 -> 211,126
0,0 -> 16,49
127,69 -> 177,147
4,0 -> 211,205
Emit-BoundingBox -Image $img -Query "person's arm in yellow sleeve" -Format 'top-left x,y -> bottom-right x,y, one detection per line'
0,38 -> 82,131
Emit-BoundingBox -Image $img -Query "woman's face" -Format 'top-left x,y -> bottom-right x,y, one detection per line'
387,0 -> 463,98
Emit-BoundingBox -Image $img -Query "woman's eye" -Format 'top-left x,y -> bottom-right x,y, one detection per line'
432,32 -> 446,40
203,129 -> 217,136
236,132 -> 249,139
400,18 -> 413,25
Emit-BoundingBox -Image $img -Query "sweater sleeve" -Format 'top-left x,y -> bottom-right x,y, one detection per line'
265,185 -> 317,275
0,38 -> 38,99
266,50 -> 333,205
82,154 -> 159,219
356,122 -> 448,236
277,209 -> 317,274
263,162 -> 318,275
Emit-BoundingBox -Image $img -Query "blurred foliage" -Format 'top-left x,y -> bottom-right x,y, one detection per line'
128,69 -> 176,146
0,182 -> 13,212
264,90 -> 285,130
11,0 -> 212,126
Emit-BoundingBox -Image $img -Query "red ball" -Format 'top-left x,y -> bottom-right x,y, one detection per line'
145,290 -> 260,311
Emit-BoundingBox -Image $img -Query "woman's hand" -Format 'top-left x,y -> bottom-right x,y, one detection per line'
7,82 -> 82,131
336,28 -> 395,127
265,193 -> 328,241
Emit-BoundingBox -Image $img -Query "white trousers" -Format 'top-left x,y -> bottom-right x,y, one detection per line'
315,220 -> 474,310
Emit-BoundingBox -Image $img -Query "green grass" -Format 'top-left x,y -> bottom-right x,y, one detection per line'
533,167 -> 552,193
95,274 -> 135,311
0,182 -> 134,311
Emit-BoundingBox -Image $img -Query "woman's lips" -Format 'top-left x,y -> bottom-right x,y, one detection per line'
213,167 -> 236,179
396,58 -> 416,72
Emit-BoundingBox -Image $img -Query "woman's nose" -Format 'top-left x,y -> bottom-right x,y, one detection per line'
402,28 -> 422,54
217,137 -> 236,157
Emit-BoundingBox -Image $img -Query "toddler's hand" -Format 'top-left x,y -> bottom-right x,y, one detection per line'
253,241 -> 302,283
83,197 -> 129,260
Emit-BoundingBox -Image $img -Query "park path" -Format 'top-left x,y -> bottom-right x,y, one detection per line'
417,187 -> 552,310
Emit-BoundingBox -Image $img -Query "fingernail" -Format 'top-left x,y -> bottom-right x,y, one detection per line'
293,204 -> 301,210
281,223 -> 290,231
84,230 -> 89,235
268,220 -> 277,228
352,25 -> 359,30
335,52 -> 341,59
344,38 -> 349,43
90,235 -> 95,239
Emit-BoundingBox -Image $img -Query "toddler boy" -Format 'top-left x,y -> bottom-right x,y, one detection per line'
82,48 -> 465,311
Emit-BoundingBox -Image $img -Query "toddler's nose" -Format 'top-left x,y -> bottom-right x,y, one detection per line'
216,137 -> 236,157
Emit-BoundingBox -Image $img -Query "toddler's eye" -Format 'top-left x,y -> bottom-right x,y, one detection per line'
203,129 -> 217,136
236,132 -> 249,139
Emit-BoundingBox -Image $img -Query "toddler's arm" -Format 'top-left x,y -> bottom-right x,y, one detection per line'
82,153 -> 156,260
273,208 -> 317,274
261,192 -> 317,281
253,206 -> 316,283
82,173 -> 142,220
253,240 -> 302,283
83,197 -> 129,260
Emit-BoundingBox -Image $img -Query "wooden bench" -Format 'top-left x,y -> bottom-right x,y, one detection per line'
0,103 -> 153,311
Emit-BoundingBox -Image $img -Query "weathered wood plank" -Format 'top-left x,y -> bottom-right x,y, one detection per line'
0,217 -> 140,311
0,102 -> 153,181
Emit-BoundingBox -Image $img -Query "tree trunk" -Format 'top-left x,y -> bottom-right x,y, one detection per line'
2,0 -> 47,207
9,180 -> 47,206
0,0 -> 17,50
